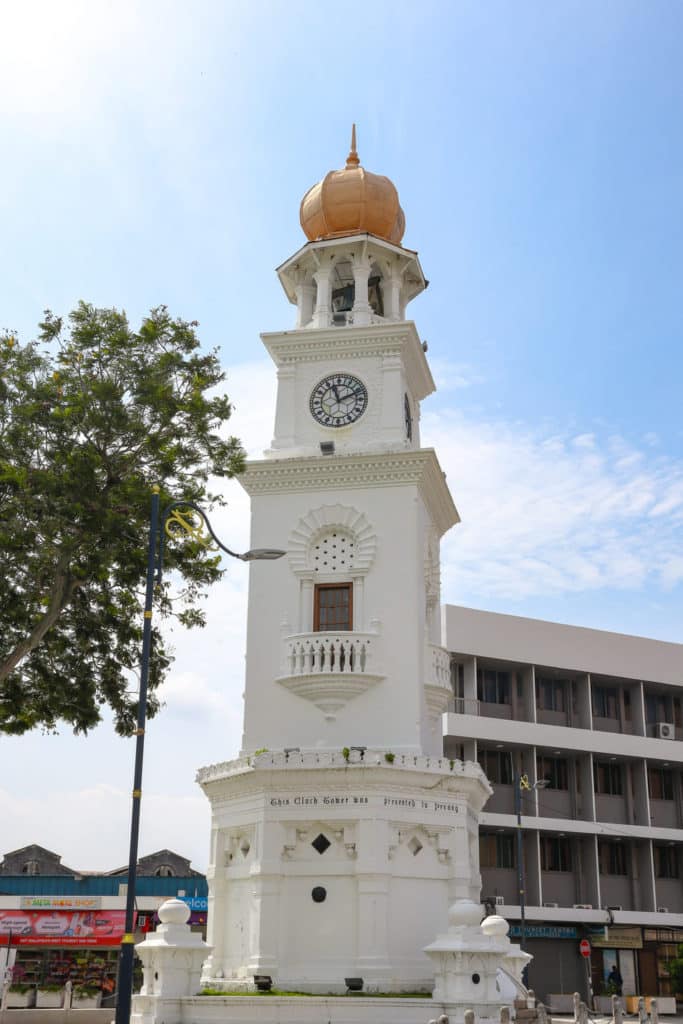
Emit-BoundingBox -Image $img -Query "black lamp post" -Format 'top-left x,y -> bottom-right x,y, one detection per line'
511,754 -> 548,985
114,489 -> 284,1024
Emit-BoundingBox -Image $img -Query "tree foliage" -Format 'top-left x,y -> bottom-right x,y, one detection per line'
0,302 -> 245,735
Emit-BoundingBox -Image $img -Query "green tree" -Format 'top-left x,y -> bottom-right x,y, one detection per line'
666,945 -> 683,996
0,302 -> 245,735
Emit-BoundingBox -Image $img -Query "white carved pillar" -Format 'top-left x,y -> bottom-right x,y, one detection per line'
385,268 -> 403,320
380,353 -> 403,444
301,578 -> 314,633
271,365 -> 296,450
295,282 -> 315,328
351,254 -> 372,326
312,268 -> 332,328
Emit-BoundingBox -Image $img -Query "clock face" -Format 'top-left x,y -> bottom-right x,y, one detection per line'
310,373 -> 368,428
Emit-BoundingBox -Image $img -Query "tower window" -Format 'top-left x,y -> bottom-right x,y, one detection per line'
648,765 -> 674,801
314,583 -> 352,632
479,833 -> 515,869
540,836 -> 572,872
536,755 -> 568,790
592,685 -> 618,719
536,677 -> 567,712
477,669 -> 510,705
598,840 -> 627,875
594,761 -> 623,796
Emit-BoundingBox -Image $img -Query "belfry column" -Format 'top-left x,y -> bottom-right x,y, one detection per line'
351,252 -> 372,326
312,268 -> 331,328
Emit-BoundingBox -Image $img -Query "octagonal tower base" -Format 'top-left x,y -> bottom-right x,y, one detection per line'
197,749 -> 491,994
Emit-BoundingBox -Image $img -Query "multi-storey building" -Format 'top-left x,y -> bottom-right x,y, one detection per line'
443,604 -> 683,1004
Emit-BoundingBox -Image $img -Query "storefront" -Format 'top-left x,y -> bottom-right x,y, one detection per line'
509,924 -> 585,1002
0,897 -> 135,1003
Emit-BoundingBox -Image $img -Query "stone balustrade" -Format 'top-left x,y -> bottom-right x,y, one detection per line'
283,630 -> 376,676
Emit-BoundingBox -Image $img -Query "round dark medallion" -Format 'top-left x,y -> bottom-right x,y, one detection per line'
471,973 -> 481,984
312,886 -> 327,903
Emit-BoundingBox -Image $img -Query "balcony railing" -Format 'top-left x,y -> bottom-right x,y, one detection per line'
426,643 -> 451,689
278,631 -> 382,719
283,631 -> 376,676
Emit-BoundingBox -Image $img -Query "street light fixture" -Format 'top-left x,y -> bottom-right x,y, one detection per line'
114,489 -> 285,1024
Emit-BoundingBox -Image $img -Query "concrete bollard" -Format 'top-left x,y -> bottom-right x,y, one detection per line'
500,1007 -> 511,1024
573,992 -> 582,1024
638,996 -> 648,1024
612,994 -> 624,1024
579,1000 -> 589,1024
650,999 -> 658,1024
437,1016 -> 449,1024
465,1009 -> 476,1024
537,1001 -> 547,1024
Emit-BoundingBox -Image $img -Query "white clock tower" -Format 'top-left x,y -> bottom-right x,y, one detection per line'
198,130 -> 490,993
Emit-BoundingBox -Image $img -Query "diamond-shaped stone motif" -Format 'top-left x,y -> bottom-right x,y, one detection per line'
312,833 -> 331,855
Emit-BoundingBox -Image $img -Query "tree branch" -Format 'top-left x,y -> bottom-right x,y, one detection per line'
0,552 -> 85,682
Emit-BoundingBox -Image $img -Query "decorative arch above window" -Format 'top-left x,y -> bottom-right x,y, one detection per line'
288,504 -> 376,578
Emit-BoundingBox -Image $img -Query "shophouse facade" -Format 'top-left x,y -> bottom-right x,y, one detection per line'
443,605 -> 683,1005
0,845 -> 207,1007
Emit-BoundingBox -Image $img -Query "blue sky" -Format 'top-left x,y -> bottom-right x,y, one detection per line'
1,1 -> 683,870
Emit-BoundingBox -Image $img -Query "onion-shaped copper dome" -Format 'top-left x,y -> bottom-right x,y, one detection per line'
300,126 -> 405,245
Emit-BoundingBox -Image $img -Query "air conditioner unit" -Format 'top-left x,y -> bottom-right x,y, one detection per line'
573,903 -> 593,910
657,906 -> 669,914
544,901 -> 559,908
657,722 -> 675,740
495,896 -> 505,906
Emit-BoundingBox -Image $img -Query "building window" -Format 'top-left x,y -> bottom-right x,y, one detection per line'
592,685 -> 618,719
536,756 -> 569,790
645,692 -> 669,724
536,677 -> 567,712
314,583 -> 352,631
654,846 -> 679,879
479,833 -> 515,869
594,761 -> 623,796
477,669 -> 511,705
649,766 -> 675,801
154,865 -> 175,877
477,749 -> 513,785
21,860 -> 40,875
598,841 -> 627,875
540,836 -> 572,872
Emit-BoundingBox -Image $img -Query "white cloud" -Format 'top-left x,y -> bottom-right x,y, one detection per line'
422,403 -> 683,602
0,784 -> 208,873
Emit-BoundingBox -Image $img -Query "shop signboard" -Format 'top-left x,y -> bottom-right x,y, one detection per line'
591,926 -> 642,949
20,897 -> 102,910
0,909 -> 133,946
509,925 -> 577,939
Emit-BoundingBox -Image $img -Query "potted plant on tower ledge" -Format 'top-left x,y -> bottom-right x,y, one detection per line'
72,984 -> 102,1008
6,983 -> 36,1008
36,983 -> 64,1007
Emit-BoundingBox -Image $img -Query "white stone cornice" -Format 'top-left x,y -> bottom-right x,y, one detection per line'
239,449 -> 459,536
260,321 -> 435,402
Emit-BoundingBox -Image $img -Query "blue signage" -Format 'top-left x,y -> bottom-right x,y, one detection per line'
180,896 -> 208,912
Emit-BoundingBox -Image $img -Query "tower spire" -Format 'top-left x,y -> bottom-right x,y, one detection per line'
345,123 -> 360,168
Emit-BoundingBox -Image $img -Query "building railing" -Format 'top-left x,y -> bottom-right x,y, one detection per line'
283,631 -> 376,676
453,696 -> 481,716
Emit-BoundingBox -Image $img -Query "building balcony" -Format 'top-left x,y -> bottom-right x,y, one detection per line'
276,631 -> 384,720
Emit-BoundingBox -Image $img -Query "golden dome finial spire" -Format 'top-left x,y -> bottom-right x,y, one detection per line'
346,123 -> 360,168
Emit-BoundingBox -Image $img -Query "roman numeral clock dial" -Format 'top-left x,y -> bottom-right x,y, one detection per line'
309,373 -> 368,428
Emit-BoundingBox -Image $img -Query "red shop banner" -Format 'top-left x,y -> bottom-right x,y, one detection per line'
0,909 -> 135,946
